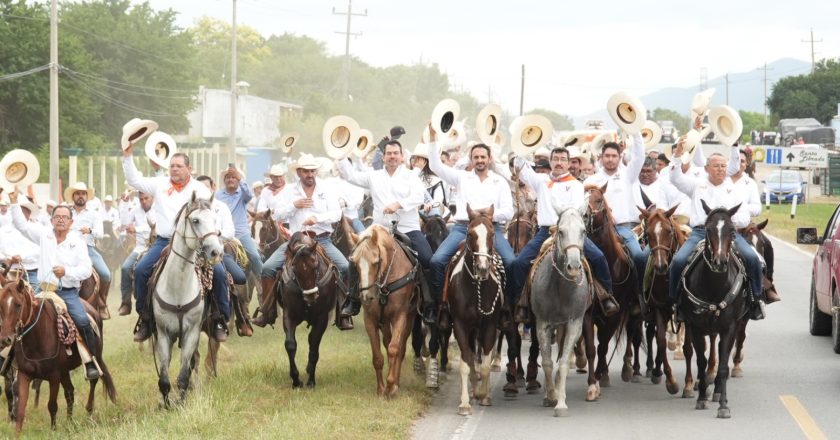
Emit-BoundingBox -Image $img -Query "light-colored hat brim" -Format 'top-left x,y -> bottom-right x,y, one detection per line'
121,118 -> 158,151
352,129 -> 375,158
0,149 -> 40,192
607,92 -> 647,135
63,183 -> 94,204
431,99 -> 460,137
509,115 -> 554,157
322,116 -> 360,159
412,143 -> 429,159
144,131 -> 177,169
291,154 -> 321,172
690,88 -> 716,121
476,103 -> 503,146
280,133 -> 298,154
708,105 -> 743,146
220,167 -> 245,181
680,129 -> 703,165
641,120 -> 663,148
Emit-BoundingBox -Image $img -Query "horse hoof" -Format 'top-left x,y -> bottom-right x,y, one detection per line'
306,381 -> 316,389
554,407 -> 569,417
651,374 -> 662,385
458,405 -> 472,416
631,373 -> 643,383
479,396 -> 492,407
413,358 -> 425,374
585,385 -> 600,402
516,375 -> 526,388
732,366 -> 743,378
682,389 -> 695,399
600,375 -> 611,388
503,382 -> 518,398
621,366 -> 633,382
292,381 -> 303,389
576,368 -> 587,374
575,356 -> 587,370
696,400 -> 708,410
645,368 -> 653,378
543,398 -> 558,407
717,408 -> 731,419
526,380 -> 542,394
666,381 -> 680,395
693,382 -> 699,391
491,364 -> 501,373
712,393 -> 721,403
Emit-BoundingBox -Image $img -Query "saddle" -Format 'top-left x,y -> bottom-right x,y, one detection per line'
679,240 -> 748,317
223,238 -> 250,269
520,238 -> 601,313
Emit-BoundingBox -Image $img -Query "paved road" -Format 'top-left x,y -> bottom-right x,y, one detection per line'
412,237 -> 835,440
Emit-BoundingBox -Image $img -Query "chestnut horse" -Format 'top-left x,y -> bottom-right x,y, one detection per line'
277,232 -> 339,388
0,279 -> 116,436
448,205 -> 504,416
350,225 -> 420,397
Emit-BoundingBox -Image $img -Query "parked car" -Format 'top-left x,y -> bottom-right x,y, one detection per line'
797,208 -> 840,352
760,131 -> 779,145
761,169 -> 806,203
658,121 -> 678,143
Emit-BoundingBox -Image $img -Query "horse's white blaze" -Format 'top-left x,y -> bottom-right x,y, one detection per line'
358,258 -> 373,303
654,221 -> 664,267
716,219 -> 725,259
474,223 -> 489,268
4,295 -> 12,311
752,234 -> 758,248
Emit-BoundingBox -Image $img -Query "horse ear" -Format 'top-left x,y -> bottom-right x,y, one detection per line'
757,218 -> 769,230
639,188 -> 654,210
349,230 -> 359,246
191,191 -> 197,203
209,192 -> 215,204
700,199 -> 711,215
664,204 -> 679,218
466,203 -> 474,219
637,205 -> 648,217
17,278 -> 26,291
600,182 -> 608,194
247,209 -> 256,218
727,203 -> 742,218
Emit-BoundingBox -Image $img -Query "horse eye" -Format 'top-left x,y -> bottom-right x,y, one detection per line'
192,218 -> 200,224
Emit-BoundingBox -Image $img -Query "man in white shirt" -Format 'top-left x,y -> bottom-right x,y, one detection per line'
0,221 -> 40,288
253,154 -> 351,330
122,146 -> 228,342
509,148 -> 619,320
669,150 -> 765,319
102,195 -> 120,226
337,140 -> 435,322
427,128 -> 515,325
65,182 -> 111,303
0,200 -> 10,228
255,164 -> 287,213
6,200 -> 100,379
117,190 -> 155,316
326,164 -> 366,233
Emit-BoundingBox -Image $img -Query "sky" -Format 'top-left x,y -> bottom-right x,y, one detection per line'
138,0 -> 840,117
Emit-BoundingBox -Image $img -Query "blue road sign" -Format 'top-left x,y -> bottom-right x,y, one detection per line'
766,148 -> 782,165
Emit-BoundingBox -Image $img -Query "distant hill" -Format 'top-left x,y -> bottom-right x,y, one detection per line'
574,58 -> 811,128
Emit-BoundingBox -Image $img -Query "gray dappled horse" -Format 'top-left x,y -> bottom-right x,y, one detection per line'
530,200 -> 592,416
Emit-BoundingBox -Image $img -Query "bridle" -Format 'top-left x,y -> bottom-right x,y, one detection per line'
551,210 -> 585,284
285,238 -> 334,300
462,218 -> 503,316
702,216 -> 735,274
584,189 -> 607,235
255,217 -> 281,255
172,203 -> 220,264
355,237 -> 397,295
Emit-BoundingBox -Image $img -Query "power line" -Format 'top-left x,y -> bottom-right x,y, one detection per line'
61,67 -> 197,93
0,64 -> 51,82
332,0 -> 366,100
61,67 -> 195,99
63,73 -> 182,117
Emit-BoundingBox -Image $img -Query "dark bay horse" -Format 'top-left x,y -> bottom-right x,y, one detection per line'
638,202 -> 683,395
250,209 -> 288,260
584,183 -> 639,387
350,225 -> 419,397
278,232 -> 339,388
729,219 -> 769,378
679,202 -> 748,419
420,212 -> 449,253
0,279 -> 116,436
448,205 -> 503,415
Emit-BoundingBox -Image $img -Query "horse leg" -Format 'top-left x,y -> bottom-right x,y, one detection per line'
59,371 -> 74,419
363,309 -> 386,396
629,316 -> 643,382
305,316 -> 329,389
692,329 -> 709,410
177,324 -> 202,403
555,320 -> 583,417
732,319 -> 748,378
645,320 -> 656,378
206,337 -> 219,378
656,311 -> 679,394
32,379 -> 41,407
14,373 -> 31,436
537,324 -> 557,408
283,316 -> 303,388
454,323 -> 474,416
426,324 -> 441,389
476,326 -> 496,407
707,333 -> 718,383
583,312 -> 600,401
45,376 -> 59,430
596,318 -> 617,387
156,333 -> 174,409
714,328 -> 736,418
682,326 -> 695,398
4,372 -> 14,422
411,316 -> 425,374
440,326 -> 452,372
526,330 -> 542,394
503,331 -> 519,398
514,331 -> 525,386
492,331 -> 503,373
385,311 -> 412,398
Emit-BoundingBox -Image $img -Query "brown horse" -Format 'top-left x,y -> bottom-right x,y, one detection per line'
448,205 -> 504,416
250,210 -> 288,261
583,183 -> 640,387
332,214 -> 358,258
349,225 -> 419,397
638,203 -> 683,395
277,232 -> 339,388
0,279 -> 116,436
506,213 -> 536,255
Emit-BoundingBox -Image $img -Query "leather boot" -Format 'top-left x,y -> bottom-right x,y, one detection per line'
594,282 -> 620,317
499,305 -> 514,331
421,302 -> 437,325
515,290 -> 531,324
79,325 -> 101,380
252,277 -> 277,328
213,319 -> 229,342
133,316 -> 152,342
750,299 -> 766,321
98,281 -> 111,320
437,303 -> 451,331
118,298 -> 132,316
340,263 -> 362,317
763,277 -> 781,304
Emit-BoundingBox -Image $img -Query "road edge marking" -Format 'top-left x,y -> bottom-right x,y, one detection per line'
764,233 -> 815,259
779,395 -> 827,440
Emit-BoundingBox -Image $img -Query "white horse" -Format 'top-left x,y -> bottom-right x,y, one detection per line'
153,193 -> 223,408
529,200 -> 591,417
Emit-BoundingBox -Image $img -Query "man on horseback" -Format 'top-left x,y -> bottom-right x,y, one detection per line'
427,127 -> 515,327
65,182 -> 112,308
336,140 -> 436,323
215,166 -> 263,285
122,145 -> 231,342
583,134 -> 647,283
117,190 -> 155,316
255,164 -> 287,213
253,154 -> 352,330
6,200 -> 100,380
0,216 -> 40,288
509,147 -> 619,321
668,150 -> 766,320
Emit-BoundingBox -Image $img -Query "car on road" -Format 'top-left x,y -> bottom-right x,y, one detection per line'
761,169 -> 806,204
658,120 -> 678,143
797,208 -> 840,353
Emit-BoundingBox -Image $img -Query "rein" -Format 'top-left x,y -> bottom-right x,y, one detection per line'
357,236 -> 419,306
550,243 -> 585,284
462,227 -> 504,316
12,287 -> 60,362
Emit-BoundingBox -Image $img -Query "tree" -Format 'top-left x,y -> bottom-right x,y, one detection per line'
768,58 -> 840,124
738,110 -> 770,144
528,108 -> 574,131
650,108 -> 690,135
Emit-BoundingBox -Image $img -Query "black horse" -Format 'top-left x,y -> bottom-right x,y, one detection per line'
678,201 -> 748,419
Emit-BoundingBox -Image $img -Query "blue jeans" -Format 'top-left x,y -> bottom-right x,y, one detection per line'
429,223 -> 515,299
615,225 -> 646,285
26,270 -> 39,294
88,246 -> 111,283
351,218 -> 365,233
223,253 -> 247,285
406,230 -> 433,268
120,251 -> 140,303
261,237 -> 349,283
57,287 -> 89,327
236,233 -> 263,278
669,228 -> 764,301
134,237 -> 230,320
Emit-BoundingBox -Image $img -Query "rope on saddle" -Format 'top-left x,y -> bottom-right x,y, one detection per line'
680,241 -> 746,317
56,313 -> 78,347
225,238 -> 250,269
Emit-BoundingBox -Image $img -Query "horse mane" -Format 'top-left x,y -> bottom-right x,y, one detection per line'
704,207 -> 734,228
583,185 -> 626,263
351,224 -> 389,261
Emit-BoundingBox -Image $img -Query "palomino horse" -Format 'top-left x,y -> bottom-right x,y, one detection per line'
638,202 -> 683,395
679,202 -> 748,419
350,225 -> 420,397
153,194 -> 224,408
0,279 -> 116,436
530,202 -> 592,416
448,205 -> 504,416
584,183 -> 639,387
278,232 -> 339,388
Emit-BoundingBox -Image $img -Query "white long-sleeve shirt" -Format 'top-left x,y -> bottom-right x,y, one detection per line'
428,142 -> 513,224
122,156 -> 211,239
211,199 -> 235,240
324,176 -> 365,221
731,175 -> 762,227
338,159 -> 425,233
271,180 -> 341,236
583,133 -> 645,224
633,178 -> 691,218
256,185 -> 285,213
70,205 -> 103,247
0,224 -> 40,270
120,202 -> 155,253
669,162 -> 750,228
515,158 -> 584,227
19,217 -> 92,289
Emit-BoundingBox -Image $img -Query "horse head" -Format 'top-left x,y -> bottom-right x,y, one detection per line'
584,183 -> 611,233
0,279 -> 34,349
639,203 -> 680,275
552,198 -> 587,280
701,200 -> 741,273
349,225 -> 390,305
738,219 -> 769,255
466,204 -> 495,282
179,192 -> 224,264
421,214 -> 448,252
286,232 -> 322,305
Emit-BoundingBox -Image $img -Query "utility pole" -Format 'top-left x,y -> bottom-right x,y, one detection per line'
725,73 -> 729,106
333,0 -> 366,100
228,0 -> 237,166
49,0 -> 59,200
757,62 -> 773,125
699,67 -> 708,92
519,64 -> 525,116
802,28 -> 823,73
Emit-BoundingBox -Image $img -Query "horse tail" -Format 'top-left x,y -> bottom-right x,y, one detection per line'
605,308 -> 631,368
98,358 -> 117,403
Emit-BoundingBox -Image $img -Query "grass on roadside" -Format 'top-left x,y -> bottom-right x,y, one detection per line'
752,200 -> 836,251
0,304 -> 432,440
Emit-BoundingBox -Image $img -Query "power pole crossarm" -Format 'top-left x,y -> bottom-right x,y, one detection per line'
333,1 -> 367,100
